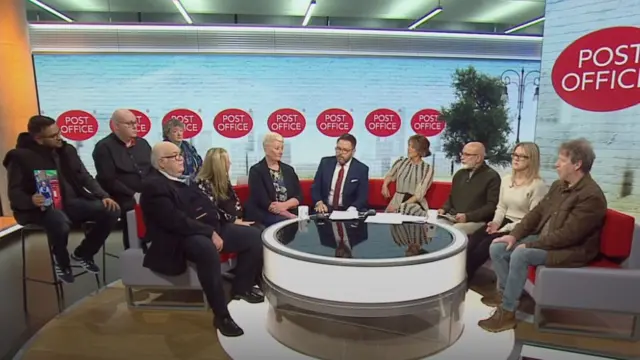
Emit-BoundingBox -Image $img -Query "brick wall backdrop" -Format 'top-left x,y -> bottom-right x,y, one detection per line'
34,55 -> 540,184
535,0 -> 640,216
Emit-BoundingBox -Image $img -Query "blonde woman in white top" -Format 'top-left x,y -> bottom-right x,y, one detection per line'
466,142 -> 547,279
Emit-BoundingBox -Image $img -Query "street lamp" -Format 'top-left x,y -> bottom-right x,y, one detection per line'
501,67 -> 540,143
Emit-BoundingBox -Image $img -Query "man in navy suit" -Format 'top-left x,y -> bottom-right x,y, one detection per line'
316,218 -> 368,258
311,133 -> 369,213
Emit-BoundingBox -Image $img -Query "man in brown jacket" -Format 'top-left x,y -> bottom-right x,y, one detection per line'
478,138 -> 607,333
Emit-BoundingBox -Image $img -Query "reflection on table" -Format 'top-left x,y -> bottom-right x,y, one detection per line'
390,222 -> 437,257
274,217 -> 454,260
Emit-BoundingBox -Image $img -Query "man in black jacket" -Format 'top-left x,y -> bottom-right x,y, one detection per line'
3,115 -> 120,283
140,141 -> 263,337
93,109 -> 152,248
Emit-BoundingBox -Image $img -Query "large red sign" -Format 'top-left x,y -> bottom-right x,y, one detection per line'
162,108 -> 203,139
411,109 -> 445,137
267,108 -> 306,138
214,109 -> 253,138
365,108 -> 401,137
551,26 -> 640,112
56,110 -> 98,141
108,109 -> 152,137
316,108 -> 354,137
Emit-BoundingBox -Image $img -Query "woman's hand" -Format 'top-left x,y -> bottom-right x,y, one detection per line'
381,184 -> 390,199
268,202 -> 281,214
234,218 -> 255,226
385,204 -> 397,213
273,202 -> 289,213
281,210 -> 297,219
486,221 -> 500,234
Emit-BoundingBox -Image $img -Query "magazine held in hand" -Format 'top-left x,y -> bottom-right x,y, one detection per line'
34,170 -> 62,209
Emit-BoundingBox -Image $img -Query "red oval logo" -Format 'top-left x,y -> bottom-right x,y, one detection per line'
365,108 -> 401,137
267,108 -> 306,138
411,109 -> 445,137
214,108 -> 253,138
56,110 -> 99,141
162,109 -> 203,139
108,109 -> 152,137
551,26 -> 640,112
316,108 -> 354,137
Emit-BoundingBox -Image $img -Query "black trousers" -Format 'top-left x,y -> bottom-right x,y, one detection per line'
466,218 -> 512,280
35,198 -> 120,267
182,223 -> 263,318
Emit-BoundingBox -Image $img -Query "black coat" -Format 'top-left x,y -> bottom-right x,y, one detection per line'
140,170 -> 222,276
2,132 -> 108,225
244,158 -> 303,222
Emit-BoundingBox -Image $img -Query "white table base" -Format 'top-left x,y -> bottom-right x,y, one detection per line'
219,291 -> 515,359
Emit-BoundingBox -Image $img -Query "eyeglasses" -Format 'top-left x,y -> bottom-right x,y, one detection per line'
335,146 -> 353,154
511,153 -> 530,160
460,152 -> 479,157
162,153 -> 183,161
118,121 -> 137,128
40,130 -> 62,139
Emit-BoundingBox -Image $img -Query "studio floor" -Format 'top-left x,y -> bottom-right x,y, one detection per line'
0,226 -> 638,360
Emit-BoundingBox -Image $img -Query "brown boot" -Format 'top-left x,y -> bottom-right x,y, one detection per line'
478,307 -> 517,333
480,291 -> 502,307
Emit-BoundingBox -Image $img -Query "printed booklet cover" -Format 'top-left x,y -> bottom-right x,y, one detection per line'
34,170 -> 62,209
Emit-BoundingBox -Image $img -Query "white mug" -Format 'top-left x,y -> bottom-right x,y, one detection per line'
298,220 -> 308,233
298,205 -> 309,219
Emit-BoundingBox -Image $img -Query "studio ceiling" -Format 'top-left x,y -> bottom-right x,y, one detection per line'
26,0 -> 546,34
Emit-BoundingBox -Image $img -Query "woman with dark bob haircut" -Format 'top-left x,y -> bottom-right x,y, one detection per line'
381,134 -> 434,216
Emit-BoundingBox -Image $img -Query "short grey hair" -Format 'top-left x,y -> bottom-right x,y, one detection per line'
559,138 -> 596,173
263,131 -> 284,149
150,148 -> 161,169
163,118 -> 184,139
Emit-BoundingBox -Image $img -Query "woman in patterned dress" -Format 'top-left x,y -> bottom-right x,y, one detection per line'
381,134 -> 434,216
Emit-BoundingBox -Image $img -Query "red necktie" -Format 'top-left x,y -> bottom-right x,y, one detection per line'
332,165 -> 345,209
336,222 -> 345,246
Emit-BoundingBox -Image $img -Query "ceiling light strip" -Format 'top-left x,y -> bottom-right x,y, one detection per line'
408,6 -> 443,30
504,16 -> 545,34
29,0 -> 73,23
29,47 -> 542,61
28,23 -> 542,42
172,0 -> 193,24
302,0 -> 317,26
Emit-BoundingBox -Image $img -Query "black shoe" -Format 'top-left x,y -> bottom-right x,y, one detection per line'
214,316 -> 244,337
55,264 -> 75,284
233,288 -> 265,304
70,253 -> 100,273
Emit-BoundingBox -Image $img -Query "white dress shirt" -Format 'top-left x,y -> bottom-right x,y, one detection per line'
327,158 -> 353,209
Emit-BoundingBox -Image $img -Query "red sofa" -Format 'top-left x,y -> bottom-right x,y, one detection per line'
137,178 -> 635,275
233,178 -> 452,210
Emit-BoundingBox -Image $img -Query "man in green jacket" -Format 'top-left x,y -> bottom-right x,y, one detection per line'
438,142 -> 501,234
479,138 -> 607,333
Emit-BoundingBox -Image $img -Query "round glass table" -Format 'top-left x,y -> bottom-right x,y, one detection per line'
262,216 -> 467,304
219,216 -> 515,359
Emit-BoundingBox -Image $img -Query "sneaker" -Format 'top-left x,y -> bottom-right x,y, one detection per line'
55,264 -> 75,284
70,253 -> 100,273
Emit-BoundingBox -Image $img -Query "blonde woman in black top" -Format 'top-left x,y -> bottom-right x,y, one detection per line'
196,148 -> 264,230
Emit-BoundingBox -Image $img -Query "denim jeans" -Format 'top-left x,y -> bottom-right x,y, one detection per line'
489,235 -> 548,311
